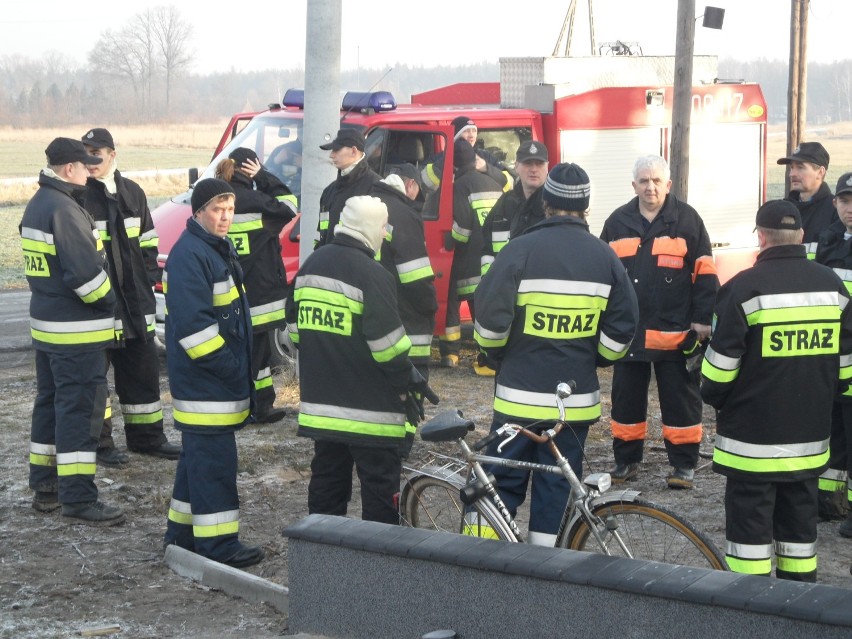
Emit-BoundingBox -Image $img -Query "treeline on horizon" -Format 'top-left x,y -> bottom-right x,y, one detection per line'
1,55 -> 850,127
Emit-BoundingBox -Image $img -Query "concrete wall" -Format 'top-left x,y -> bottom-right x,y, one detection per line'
285,514 -> 852,639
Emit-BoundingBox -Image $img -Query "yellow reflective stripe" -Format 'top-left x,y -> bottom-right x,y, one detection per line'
452,221 -> 471,243
701,359 -> 740,383
121,401 -> 163,425
250,299 -> 287,327
229,220 -> 263,233
598,332 -> 630,362
168,498 -> 193,525
193,510 -> 239,538
494,384 -> 601,422
56,451 -> 97,476
254,376 -> 274,390
29,454 -> 56,467
180,324 -> 225,359
726,556 -> 771,574
713,448 -> 829,474
368,326 -> 411,363
298,403 -> 406,438
21,238 -> 57,254
32,326 -> 114,345
294,285 -> 364,315
397,257 -> 434,284
776,555 -> 817,574
212,286 -> 239,307
75,270 -> 112,304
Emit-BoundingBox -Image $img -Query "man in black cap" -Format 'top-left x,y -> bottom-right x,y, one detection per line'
815,171 -> 852,527
701,199 -> 852,581
163,178 -> 264,568
439,138 -> 504,372
601,155 -> 719,490
314,128 -> 381,249
21,138 -> 125,525
81,127 -> 181,466
481,139 -> 550,276
778,141 -> 835,258
473,162 -> 638,546
420,115 -> 510,193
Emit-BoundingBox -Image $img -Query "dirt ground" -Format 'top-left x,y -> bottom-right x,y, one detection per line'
2,341 -> 852,638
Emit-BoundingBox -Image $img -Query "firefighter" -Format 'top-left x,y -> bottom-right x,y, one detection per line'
440,138 -> 504,374
480,139 -> 549,277
163,179 -> 264,568
701,200 -> 852,581
371,172 -> 438,382
420,115 -> 510,193
81,128 -> 180,466
286,195 -> 438,524
473,162 -> 638,545
216,147 -> 298,423
315,128 -> 381,249
601,155 -> 719,490
778,142 -> 836,259
815,172 -> 852,528
21,138 -> 124,524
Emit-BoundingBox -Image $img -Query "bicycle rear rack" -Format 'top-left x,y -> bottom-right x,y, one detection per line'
403,451 -> 469,486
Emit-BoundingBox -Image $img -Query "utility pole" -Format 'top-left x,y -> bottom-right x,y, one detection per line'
785,0 -> 809,196
670,0 -> 695,200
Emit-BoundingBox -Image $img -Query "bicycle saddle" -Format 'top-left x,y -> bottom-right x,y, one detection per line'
419,409 -> 475,442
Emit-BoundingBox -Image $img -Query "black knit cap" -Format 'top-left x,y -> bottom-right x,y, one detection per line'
543,163 -> 591,212
453,138 -> 476,170
229,147 -> 259,165
191,178 -> 235,214
81,128 -> 115,150
452,115 -> 476,140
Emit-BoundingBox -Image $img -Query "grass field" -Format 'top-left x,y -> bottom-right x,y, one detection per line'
2,122 -> 852,289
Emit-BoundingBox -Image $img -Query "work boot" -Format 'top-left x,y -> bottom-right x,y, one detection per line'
222,544 -> 265,569
609,462 -> 640,484
97,447 -> 130,467
666,467 -> 695,490
61,501 -> 126,526
839,514 -> 852,539
255,407 -> 287,424
473,353 -> 496,377
440,354 -> 459,368
32,491 -> 60,513
130,441 -> 181,460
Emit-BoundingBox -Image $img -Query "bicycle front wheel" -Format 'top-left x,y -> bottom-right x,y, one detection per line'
561,498 -> 727,570
400,475 -> 515,540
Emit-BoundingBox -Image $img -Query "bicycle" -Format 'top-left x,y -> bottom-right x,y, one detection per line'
399,381 -> 728,571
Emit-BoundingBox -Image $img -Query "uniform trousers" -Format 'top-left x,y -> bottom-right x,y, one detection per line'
100,336 -> 166,451
818,402 -> 852,510
439,291 -> 474,359
610,359 -> 702,469
251,329 -> 276,414
724,476 -> 818,582
164,431 -> 242,561
308,440 -> 401,525
485,414 -> 589,544
30,348 -> 108,504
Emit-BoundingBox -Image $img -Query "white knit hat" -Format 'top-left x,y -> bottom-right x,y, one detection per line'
334,195 -> 388,254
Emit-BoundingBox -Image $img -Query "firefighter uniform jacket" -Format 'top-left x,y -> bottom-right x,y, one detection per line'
83,170 -> 159,341
315,157 -> 381,248
600,194 -> 718,361
20,171 -> 116,352
285,234 -> 414,450
481,182 -> 545,275
701,243 -> 852,482
226,169 -> 297,332
421,147 -> 509,192
474,215 -> 638,424
165,218 -> 253,434
371,179 -> 437,364
451,165 -> 504,298
787,182 -> 836,258
816,219 -> 852,296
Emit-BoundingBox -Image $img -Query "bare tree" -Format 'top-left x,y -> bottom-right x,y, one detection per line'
88,28 -> 149,116
151,5 -> 193,113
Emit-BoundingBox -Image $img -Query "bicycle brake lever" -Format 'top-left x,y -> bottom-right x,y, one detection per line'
497,426 -> 520,454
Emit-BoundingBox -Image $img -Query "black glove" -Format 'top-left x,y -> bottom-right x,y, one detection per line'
404,367 -> 439,426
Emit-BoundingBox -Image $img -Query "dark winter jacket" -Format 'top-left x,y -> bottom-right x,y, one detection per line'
787,181 -> 837,257
475,214 -> 638,425
83,170 -> 158,342
480,181 -> 545,275
226,169 -> 297,332
165,218 -> 254,434
701,244 -> 852,481
315,157 -> 381,248
600,194 -> 718,361
20,171 -> 115,353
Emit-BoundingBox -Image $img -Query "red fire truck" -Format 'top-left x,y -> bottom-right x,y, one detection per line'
151,56 -> 767,361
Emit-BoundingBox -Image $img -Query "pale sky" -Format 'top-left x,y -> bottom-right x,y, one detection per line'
0,0 -> 849,75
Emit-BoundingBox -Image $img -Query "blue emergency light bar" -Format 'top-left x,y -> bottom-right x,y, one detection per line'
282,89 -> 305,108
341,91 -> 397,113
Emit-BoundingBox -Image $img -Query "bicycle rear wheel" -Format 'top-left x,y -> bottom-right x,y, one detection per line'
400,475 -> 515,540
561,498 -> 727,570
